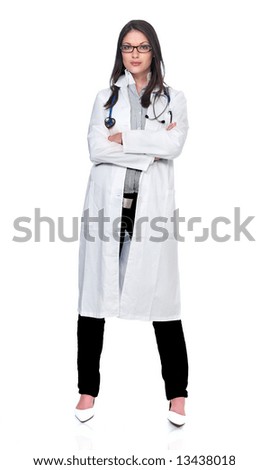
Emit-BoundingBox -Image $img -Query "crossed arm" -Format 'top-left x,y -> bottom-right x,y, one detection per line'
88,89 -> 188,170
108,122 -> 177,161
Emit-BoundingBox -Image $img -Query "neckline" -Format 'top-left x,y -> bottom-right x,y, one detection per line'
115,69 -> 152,88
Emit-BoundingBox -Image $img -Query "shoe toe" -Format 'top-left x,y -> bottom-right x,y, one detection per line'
167,410 -> 186,426
75,407 -> 95,423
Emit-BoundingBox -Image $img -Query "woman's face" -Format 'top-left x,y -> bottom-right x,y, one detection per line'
121,30 -> 153,78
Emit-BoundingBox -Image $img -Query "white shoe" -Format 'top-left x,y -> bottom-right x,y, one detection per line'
75,406 -> 95,423
167,401 -> 186,426
75,396 -> 95,423
167,410 -> 186,426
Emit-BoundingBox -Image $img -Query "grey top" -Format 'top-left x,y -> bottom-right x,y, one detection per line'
123,83 -> 147,194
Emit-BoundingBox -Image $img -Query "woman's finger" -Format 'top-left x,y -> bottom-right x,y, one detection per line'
166,122 -> 177,131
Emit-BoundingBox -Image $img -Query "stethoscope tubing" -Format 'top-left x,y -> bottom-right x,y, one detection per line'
104,89 -> 172,129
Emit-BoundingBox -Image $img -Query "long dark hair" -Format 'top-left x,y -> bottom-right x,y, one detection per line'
104,19 -> 165,110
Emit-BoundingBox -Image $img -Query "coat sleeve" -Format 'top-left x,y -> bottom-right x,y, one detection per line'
87,91 -> 155,171
122,90 -> 189,159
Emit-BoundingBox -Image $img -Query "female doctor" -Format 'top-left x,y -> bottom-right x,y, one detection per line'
75,19 -> 189,426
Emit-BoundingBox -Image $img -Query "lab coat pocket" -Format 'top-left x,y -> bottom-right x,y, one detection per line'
149,189 -> 176,242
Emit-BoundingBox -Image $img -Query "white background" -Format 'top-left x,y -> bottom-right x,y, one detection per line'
0,0 -> 268,468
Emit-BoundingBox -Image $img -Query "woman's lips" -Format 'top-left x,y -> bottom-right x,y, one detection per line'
130,62 -> 142,66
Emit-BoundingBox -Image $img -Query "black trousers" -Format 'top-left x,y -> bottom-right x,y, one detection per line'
77,191 -> 188,400
77,315 -> 188,400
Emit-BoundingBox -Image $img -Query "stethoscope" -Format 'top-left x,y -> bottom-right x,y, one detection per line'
104,87 -> 172,129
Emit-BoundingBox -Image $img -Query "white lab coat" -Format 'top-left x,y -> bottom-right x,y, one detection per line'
78,70 -> 189,321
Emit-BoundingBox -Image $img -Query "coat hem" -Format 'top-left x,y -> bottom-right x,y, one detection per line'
77,309 -> 181,322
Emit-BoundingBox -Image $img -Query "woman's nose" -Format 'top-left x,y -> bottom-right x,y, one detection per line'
132,49 -> 139,58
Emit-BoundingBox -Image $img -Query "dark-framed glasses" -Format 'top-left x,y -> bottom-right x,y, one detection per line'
120,44 -> 152,53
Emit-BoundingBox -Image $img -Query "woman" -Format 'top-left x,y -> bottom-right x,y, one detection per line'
75,19 -> 189,427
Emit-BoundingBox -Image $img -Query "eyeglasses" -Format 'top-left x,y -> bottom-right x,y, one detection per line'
120,44 -> 152,53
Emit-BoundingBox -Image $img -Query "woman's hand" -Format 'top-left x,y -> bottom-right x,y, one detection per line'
154,122 -> 177,161
108,133 -> 122,145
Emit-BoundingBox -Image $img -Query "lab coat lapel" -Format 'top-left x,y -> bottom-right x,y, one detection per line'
114,70 -> 131,107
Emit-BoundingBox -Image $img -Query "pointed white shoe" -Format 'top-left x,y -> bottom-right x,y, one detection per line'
75,398 -> 95,423
167,410 -> 186,426
75,406 -> 95,423
167,401 -> 186,426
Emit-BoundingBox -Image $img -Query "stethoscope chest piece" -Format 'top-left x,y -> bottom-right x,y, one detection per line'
104,117 -> 116,129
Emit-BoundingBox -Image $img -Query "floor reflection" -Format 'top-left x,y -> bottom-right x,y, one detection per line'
74,419 -> 95,450
167,421 -> 186,449
73,413 -> 188,451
